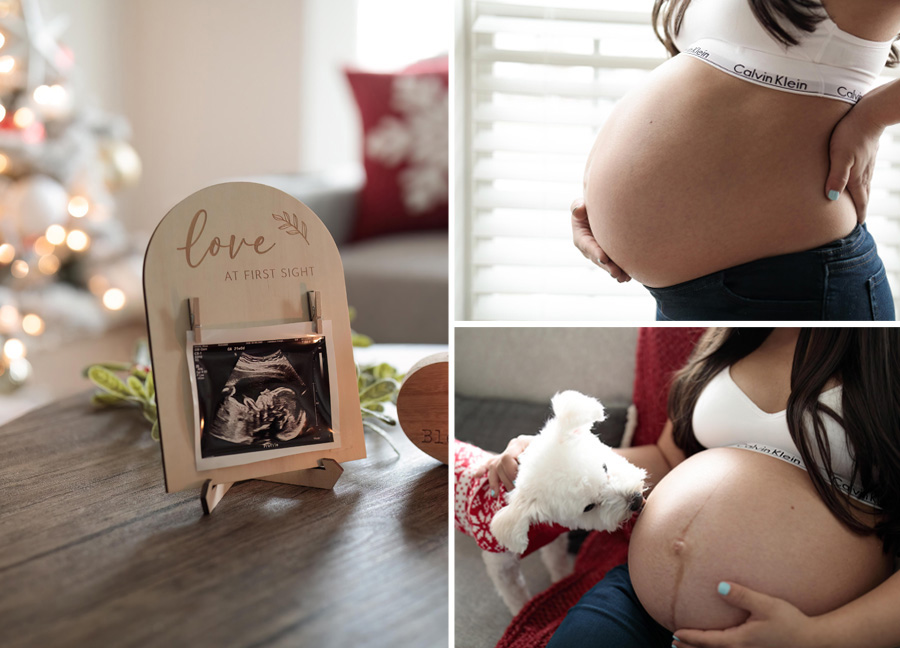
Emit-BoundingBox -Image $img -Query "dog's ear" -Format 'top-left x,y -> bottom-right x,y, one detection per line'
549,390 -> 606,439
490,496 -> 535,554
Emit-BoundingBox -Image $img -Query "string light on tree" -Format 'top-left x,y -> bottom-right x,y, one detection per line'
88,274 -> 109,296
67,195 -> 88,217
65,229 -> 89,251
45,224 -> 66,245
0,304 -> 19,331
21,314 -> 44,336
33,84 -> 66,106
13,107 -> 34,128
10,260 -> 28,278
0,243 -> 14,264
102,288 -> 126,311
32,235 -> 53,255
37,253 -> 59,274
3,337 -> 25,360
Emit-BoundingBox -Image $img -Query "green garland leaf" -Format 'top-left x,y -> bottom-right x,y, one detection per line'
372,362 -> 402,380
358,377 -> 399,404
141,402 -> 157,423
81,362 -> 132,378
352,332 -> 373,347
91,392 -> 126,406
127,376 -> 146,399
88,366 -> 135,399
145,371 -> 155,400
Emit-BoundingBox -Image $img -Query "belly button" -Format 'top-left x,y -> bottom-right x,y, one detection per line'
672,539 -> 686,555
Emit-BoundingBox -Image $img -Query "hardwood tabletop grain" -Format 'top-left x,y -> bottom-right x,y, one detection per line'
0,391 -> 448,648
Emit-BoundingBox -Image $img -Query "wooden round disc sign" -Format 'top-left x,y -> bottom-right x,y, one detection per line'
396,352 -> 448,464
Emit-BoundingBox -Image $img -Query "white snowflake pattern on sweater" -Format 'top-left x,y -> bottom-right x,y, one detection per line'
454,441 -> 510,553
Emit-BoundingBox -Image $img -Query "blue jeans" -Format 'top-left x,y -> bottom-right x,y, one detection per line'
647,224 -> 894,321
547,564 -> 671,648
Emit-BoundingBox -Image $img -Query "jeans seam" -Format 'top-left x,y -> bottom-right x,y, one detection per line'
821,225 -> 867,261
825,247 -> 877,272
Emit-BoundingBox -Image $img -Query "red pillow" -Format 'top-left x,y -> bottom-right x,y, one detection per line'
345,56 -> 448,241
631,327 -> 707,447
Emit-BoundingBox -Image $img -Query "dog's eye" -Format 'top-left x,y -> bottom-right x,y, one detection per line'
583,503 -> 595,513
602,463 -> 608,474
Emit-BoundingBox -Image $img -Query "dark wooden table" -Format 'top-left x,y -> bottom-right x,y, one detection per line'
0,391 -> 448,648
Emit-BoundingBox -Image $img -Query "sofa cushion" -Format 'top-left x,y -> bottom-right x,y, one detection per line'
345,56 -> 448,241
341,230 -> 447,344
455,395 -> 630,453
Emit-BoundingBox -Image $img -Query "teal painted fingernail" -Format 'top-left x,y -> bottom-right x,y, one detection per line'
718,581 -> 731,596
673,637 -> 680,642
828,190 -> 840,201
490,489 -> 496,498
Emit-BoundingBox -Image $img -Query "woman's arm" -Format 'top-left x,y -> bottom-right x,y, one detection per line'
618,419 -> 686,489
811,567 -> 900,648
477,418 -> 686,495
825,78 -> 900,222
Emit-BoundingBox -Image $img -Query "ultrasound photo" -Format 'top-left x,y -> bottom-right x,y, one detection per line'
191,335 -> 334,463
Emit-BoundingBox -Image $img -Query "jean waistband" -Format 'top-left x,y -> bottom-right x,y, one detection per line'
648,224 -> 869,297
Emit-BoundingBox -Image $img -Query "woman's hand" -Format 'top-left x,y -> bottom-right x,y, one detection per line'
473,435 -> 535,496
825,100 -> 886,224
570,198 -> 631,283
672,582 -> 824,648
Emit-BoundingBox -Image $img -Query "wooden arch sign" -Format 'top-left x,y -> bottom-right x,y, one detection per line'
144,182 -> 365,512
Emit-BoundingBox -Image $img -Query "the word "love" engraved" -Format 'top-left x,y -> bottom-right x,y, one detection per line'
177,209 -> 276,268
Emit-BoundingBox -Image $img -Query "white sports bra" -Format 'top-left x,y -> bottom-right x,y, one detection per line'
672,0 -> 894,103
693,367 -> 879,507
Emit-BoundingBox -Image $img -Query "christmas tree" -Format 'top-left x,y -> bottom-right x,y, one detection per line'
0,0 -> 141,390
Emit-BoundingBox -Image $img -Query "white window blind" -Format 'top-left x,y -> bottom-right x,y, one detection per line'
458,0 -> 900,321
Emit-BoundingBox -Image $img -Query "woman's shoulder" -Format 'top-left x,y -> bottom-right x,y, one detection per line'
824,0 -> 900,42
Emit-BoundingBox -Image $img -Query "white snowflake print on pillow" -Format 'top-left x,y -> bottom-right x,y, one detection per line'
365,74 -> 449,215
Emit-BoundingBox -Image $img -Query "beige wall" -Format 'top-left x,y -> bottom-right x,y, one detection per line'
454,327 -> 639,405
44,0 -> 359,235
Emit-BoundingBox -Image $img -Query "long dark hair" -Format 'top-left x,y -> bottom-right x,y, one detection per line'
652,0 -> 900,67
668,328 -> 900,554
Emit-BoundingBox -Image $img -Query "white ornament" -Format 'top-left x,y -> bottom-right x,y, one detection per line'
3,174 -> 69,237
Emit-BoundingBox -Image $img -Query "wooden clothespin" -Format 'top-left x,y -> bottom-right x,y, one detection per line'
306,290 -> 322,334
188,297 -> 202,343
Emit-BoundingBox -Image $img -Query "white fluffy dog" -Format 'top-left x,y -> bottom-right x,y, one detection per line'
485,391 -> 647,615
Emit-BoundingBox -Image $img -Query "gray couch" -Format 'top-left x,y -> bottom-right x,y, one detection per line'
454,328 -> 638,648
246,169 -> 448,344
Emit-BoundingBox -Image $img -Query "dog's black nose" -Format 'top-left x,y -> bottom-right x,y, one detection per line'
629,492 -> 644,512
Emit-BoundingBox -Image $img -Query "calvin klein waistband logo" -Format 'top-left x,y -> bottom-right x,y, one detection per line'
734,443 -> 803,467
837,86 -> 862,103
733,64 -> 808,91
685,46 -> 710,60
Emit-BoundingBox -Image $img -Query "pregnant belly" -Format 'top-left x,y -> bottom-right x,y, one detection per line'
584,56 -> 858,287
628,448 -> 891,631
